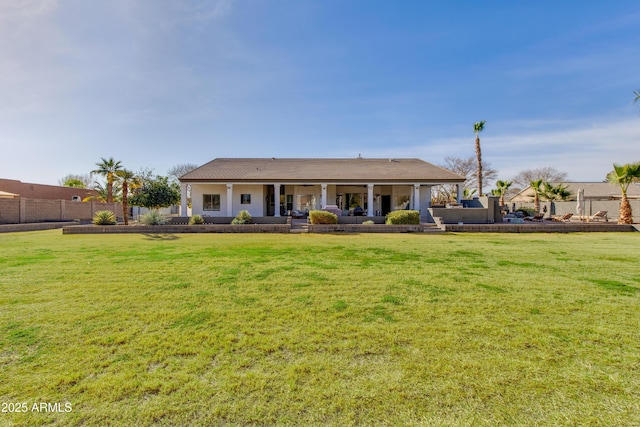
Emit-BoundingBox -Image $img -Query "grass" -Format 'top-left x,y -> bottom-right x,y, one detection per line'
0,230 -> 639,426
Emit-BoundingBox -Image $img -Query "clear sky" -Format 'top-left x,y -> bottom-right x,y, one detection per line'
1,0 -> 639,187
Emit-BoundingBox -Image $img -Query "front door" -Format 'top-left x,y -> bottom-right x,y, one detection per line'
381,195 -> 391,215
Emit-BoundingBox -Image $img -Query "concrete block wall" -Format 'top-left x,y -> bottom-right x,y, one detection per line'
0,198 -> 122,224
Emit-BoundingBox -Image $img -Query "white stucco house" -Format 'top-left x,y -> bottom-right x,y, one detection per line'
178,157 -> 465,218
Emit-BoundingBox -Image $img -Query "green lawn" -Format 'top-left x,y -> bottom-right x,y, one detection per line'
1,230 -> 639,426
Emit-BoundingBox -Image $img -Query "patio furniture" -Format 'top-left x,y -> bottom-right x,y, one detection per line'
554,213 -> 573,222
524,213 -> 545,222
588,211 -> 608,222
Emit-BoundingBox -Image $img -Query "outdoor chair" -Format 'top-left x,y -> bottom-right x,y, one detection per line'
524,213 -> 544,222
588,211 -> 608,222
554,213 -> 573,222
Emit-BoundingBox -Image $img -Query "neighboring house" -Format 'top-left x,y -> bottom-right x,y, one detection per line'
0,178 -> 97,201
178,157 -> 465,218
509,182 -> 640,203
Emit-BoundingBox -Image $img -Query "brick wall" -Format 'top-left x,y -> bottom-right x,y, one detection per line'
0,198 -> 122,224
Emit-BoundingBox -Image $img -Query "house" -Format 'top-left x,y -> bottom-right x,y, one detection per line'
0,178 -> 97,201
509,182 -> 640,203
178,158 -> 465,218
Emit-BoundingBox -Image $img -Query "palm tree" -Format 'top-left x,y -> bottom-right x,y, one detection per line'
634,90 -> 640,104
116,169 -> 140,225
494,179 -> 513,207
92,157 -> 123,203
541,182 -> 572,218
529,179 -> 544,214
607,163 -> 640,224
473,121 -> 486,197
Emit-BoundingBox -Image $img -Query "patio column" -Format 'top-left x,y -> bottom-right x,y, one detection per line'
367,184 -> 374,217
456,184 -> 463,203
274,184 -> 281,217
413,184 -> 421,211
226,184 -> 233,217
321,184 -> 327,208
180,183 -> 188,217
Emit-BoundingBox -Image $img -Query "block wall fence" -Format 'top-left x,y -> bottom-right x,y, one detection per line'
0,198 -> 122,224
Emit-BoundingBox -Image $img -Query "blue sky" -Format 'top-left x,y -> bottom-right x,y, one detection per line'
1,0 -> 639,187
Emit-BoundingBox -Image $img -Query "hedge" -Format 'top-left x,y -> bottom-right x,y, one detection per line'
309,210 -> 339,224
385,210 -> 420,225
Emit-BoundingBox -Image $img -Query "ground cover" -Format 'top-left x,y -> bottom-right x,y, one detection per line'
1,230 -> 639,426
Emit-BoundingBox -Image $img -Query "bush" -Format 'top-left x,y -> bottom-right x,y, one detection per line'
309,210 -> 338,224
189,214 -> 204,225
385,210 -> 420,225
362,220 -> 375,225
92,210 -> 116,225
231,210 -> 253,224
140,210 -> 168,225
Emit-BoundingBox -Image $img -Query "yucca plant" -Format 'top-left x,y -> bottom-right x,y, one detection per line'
140,210 -> 168,225
92,210 -> 116,225
189,214 -> 205,225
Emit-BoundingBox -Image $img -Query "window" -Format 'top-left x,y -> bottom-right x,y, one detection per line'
241,194 -> 251,204
203,194 -> 220,211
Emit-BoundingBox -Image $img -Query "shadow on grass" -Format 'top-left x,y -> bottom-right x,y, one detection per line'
142,234 -> 181,241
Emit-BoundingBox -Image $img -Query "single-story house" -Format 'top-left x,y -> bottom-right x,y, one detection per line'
509,182 -> 640,203
0,178 -> 97,201
178,158 -> 465,218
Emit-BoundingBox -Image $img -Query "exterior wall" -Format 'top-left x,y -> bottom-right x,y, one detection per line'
0,199 -> 20,224
514,200 -> 640,222
0,198 -> 121,224
191,184 -> 265,218
232,184 -> 264,218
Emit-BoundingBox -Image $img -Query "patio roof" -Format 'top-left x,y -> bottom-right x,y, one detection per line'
179,158 -> 465,184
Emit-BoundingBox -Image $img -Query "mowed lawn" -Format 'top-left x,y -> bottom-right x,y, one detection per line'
1,230 -> 639,426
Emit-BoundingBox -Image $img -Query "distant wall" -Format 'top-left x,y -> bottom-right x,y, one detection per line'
429,196 -> 501,224
513,200 -> 640,222
0,198 -> 122,224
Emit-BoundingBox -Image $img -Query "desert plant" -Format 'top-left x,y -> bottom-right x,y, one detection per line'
189,214 -> 205,225
385,210 -> 420,225
92,210 -> 116,225
140,210 -> 168,225
309,210 -> 338,224
362,220 -> 375,225
231,210 -> 253,224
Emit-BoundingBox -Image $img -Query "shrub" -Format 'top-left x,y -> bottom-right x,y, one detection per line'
92,210 -> 116,225
362,220 -> 375,225
385,210 -> 420,225
140,210 -> 168,225
231,210 -> 253,224
189,214 -> 204,225
309,210 -> 338,224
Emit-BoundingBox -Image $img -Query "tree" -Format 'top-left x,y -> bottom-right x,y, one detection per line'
167,163 -> 199,182
634,90 -> 640,104
512,167 -> 568,189
473,120 -> 486,196
84,181 -> 121,202
606,163 -> 640,224
436,156 -> 498,202
494,180 -> 513,207
530,179 -> 544,214
58,173 -> 93,188
92,157 -> 123,203
115,169 -> 141,225
62,178 -> 86,188
540,182 -> 572,218
129,176 -> 180,211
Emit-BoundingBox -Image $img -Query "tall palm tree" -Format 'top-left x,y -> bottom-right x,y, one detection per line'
529,179 -> 544,214
494,179 -> 513,207
473,121 -> 486,197
92,157 -> 123,203
607,163 -> 640,224
116,169 -> 140,225
634,90 -> 640,104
